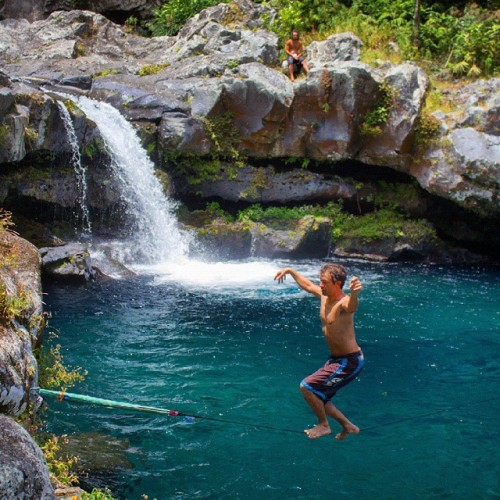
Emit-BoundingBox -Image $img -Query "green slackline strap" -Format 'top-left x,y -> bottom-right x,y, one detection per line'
39,388 -> 304,434
39,389 -> 497,436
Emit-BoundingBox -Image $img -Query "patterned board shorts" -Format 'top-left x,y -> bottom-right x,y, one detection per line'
300,350 -> 364,402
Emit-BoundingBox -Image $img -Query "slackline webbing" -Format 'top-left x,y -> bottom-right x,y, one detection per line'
39,389 -> 497,436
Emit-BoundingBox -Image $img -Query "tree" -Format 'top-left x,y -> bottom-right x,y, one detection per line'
413,0 -> 421,46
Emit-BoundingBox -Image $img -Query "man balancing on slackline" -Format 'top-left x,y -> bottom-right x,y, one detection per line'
274,263 -> 364,439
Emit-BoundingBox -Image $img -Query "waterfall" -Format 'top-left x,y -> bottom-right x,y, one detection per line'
57,100 -> 92,238
71,96 -> 190,265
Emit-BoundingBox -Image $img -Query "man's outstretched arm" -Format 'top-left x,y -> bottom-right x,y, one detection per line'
274,268 -> 322,297
345,276 -> 362,313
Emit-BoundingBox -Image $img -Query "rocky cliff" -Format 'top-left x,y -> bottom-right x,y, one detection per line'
0,0 -> 498,262
0,225 -> 55,498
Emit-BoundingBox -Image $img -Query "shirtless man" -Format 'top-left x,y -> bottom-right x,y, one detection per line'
285,29 -> 310,81
274,263 -> 364,440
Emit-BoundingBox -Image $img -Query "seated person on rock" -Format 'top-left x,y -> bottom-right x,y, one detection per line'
285,29 -> 310,81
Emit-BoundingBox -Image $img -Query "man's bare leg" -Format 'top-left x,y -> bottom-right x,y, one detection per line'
302,60 -> 311,75
324,400 -> 360,440
300,385 -> 331,438
288,64 -> 295,81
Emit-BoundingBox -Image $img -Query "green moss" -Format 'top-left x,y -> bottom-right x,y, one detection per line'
413,112 -> 442,152
373,181 -> 422,212
93,68 -> 119,78
24,126 -> 39,147
200,111 -> 243,163
237,202 -> 347,230
154,168 -> 171,194
74,41 -> 86,57
137,62 -> 170,76
241,168 -> 271,200
83,138 -> 106,160
336,209 -> 436,245
0,123 -> 11,148
63,98 -> 83,116
360,82 -> 394,137
164,151 -> 225,185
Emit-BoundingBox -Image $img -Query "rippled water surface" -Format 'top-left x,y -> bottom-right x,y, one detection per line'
43,260 -> 499,499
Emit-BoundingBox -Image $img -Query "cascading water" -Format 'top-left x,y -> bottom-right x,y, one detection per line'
72,96 -> 191,266
56,100 -> 92,238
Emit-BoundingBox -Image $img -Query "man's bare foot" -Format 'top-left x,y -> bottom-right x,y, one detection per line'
335,423 -> 360,440
304,424 -> 331,439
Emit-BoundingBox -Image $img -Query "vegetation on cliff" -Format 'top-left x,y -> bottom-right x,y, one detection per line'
149,0 -> 498,78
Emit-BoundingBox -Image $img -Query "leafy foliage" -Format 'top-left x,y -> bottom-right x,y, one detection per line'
36,334 -> 87,391
148,0 -> 230,36
360,82 -> 394,136
0,208 -> 15,235
237,202 -> 347,225
40,434 -> 79,486
337,208 -> 437,244
267,0 -> 499,77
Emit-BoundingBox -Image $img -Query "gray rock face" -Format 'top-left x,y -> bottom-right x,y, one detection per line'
413,128 -> 500,218
0,231 -> 42,416
188,215 -> 332,260
40,243 -> 95,282
358,62 -> 429,167
0,415 -> 55,499
176,164 -> 357,204
307,32 -> 363,65
251,216 -> 332,259
1,0 -> 162,22
0,1 -> 498,234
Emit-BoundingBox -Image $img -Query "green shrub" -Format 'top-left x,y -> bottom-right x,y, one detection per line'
337,208 -> 436,244
39,434 -> 79,486
237,202 -> 346,224
360,82 -> 394,136
268,0 -> 498,77
205,201 -> 234,222
0,284 -> 32,323
148,0 -> 230,36
36,334 -> 87,391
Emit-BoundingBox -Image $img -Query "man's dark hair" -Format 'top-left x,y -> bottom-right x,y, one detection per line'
291,29 -> 299,36
320,263 -> 347,288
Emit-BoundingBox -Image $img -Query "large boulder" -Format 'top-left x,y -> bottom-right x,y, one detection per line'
0,415 -> 55,499
185,214 -> 332,260
40,243 -> 95,282
358,62 -> 429,168
175,164 -> 357,204
0,230 -> 42,416
413,128 -> 499,218
250,215 -> 332,259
